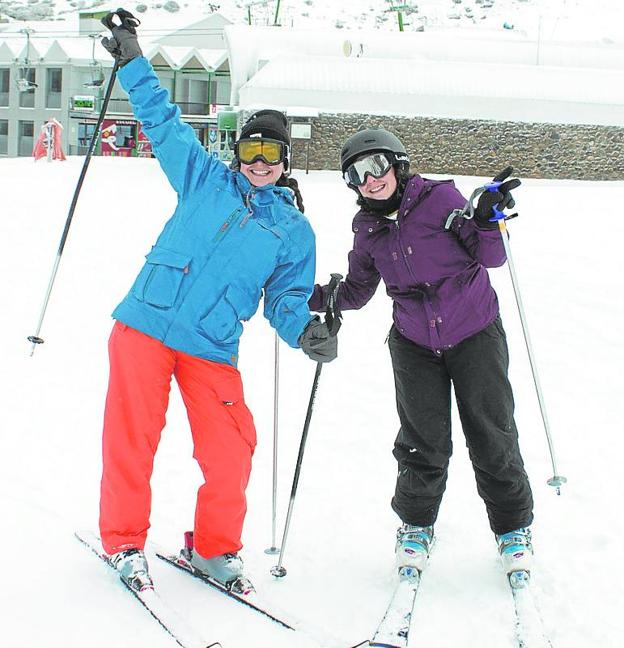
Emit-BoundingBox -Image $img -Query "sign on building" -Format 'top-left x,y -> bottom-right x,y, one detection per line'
71,95 -> 96,112
290,123 -> 312,140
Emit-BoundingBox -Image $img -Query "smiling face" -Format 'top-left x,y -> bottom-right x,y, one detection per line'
357,165 -> 398,201
240,160 -> 285,187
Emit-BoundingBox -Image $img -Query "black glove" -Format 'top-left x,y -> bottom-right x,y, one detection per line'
474,167 -> 521,230
299,317 -> 338,363
101,10 -> 143,67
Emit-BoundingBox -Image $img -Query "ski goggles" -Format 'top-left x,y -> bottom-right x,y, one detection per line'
236,138 -> 286,166
343,152 -> 393,186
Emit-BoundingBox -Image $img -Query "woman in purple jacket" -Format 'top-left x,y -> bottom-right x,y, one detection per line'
310,128 -> 534,581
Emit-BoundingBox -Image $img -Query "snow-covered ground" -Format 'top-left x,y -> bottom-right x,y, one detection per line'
1,155 -> 624,647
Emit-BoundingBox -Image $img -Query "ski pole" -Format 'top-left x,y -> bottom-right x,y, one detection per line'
265,331 -> 281,556
27,9 -> 139,356
27,57 -> 119,355
482,182 -> 567,494
271,273 -> 343,578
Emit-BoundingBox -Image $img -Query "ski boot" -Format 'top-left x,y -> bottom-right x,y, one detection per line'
183,531 -> 255,596
111,548 -> 154,592
395,524 -> 434,579
496,527 -> 533,588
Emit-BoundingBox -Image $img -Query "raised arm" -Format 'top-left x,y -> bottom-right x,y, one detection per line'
101,10 -> 222,197
450,169 -> 520,268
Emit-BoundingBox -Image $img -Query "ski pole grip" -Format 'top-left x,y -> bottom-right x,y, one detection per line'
325,273 -> 343,337
484,181 -> 506,223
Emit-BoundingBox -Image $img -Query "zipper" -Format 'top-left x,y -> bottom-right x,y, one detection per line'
240,189 -> 256,228
212,207 -> 245,243
394,183 -> 435,285
395,220 -> 419,285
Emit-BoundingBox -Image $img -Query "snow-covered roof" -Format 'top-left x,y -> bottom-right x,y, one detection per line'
0,40 -> 22,63
238,55 -> 624,127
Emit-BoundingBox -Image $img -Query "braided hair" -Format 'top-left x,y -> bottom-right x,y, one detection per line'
277,174 -> 305,214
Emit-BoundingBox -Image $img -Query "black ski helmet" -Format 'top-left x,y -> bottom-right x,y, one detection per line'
340,127 -> 410,184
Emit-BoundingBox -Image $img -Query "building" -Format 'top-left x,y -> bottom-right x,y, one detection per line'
0,11 -> 235,158
224,24 -> 624,179
2,14 -> 624,179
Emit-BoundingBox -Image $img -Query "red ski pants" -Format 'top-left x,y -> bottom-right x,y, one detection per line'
99,322 -> 256,558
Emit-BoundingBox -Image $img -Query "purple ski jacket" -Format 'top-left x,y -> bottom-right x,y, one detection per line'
309,175 -> 507,355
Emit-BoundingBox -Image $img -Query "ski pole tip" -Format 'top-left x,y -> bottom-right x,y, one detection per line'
547,475 -> 567,495
27,335 -> 44,357
270,565 -> 287,578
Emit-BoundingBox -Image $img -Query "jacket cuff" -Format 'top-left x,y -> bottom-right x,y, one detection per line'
116,56 -> 151,92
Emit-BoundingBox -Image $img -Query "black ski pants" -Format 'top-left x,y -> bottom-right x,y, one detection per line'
388,316 -> 533,535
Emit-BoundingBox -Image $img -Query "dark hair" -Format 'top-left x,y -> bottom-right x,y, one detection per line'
277,174 -> 305,213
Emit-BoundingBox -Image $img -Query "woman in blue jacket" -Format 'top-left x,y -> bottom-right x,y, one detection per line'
98,14 -> 336,594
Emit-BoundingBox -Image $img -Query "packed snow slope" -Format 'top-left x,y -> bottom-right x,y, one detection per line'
1,156 -> 623,647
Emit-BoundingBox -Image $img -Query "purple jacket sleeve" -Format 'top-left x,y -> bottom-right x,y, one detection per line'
454,219 -> 507,268
309,245 -> 381,313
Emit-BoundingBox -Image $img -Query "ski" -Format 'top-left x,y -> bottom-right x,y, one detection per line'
154,544 -> 296,631
508,571 -> 554,648
362,566 -> 421,648
75,531 -> 220,648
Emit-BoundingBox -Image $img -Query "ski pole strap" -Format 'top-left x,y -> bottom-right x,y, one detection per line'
444,185 -> 485,230
444,182 -> 518,230
324,273 -> 343,337
101,8 -> 141,32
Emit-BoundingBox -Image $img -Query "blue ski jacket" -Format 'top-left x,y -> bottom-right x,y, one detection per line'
111,57 -> 316,367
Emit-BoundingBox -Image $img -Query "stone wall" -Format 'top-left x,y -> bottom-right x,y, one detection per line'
289,113 -> 624,180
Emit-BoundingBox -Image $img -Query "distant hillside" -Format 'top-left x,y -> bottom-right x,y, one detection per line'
0,0 -> 619,44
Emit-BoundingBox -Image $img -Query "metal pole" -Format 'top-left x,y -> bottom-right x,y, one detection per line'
270,361 -> 323,577
273,0 -> 281,26
270,273 -> 343,578
497,218 -> 567,494
265,331 -> 281,555
27,58 -> 120,356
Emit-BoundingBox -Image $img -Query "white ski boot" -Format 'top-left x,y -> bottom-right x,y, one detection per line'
184,531 -> 254,595
395,524 -> 434,574
496,527 -> 533,587
111,548 -> 154,592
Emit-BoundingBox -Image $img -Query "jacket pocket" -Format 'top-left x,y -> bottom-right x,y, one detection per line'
213,376 -> 257,451
199,285 -> 255,344
133,246 -> 192,309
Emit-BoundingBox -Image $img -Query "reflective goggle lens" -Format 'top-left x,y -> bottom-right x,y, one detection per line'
344,153 -> 392,186
237,139 -> 284,165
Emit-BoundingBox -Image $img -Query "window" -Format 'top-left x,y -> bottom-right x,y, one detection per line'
214,77 -> 231,106
18,68 -> 36,108
0,69 -> 9,107
18,120 -> 34,156
78,122 -> 96,148
46,68 -> 62,109
180,77 -> 209,115
0,120 -> 8,155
